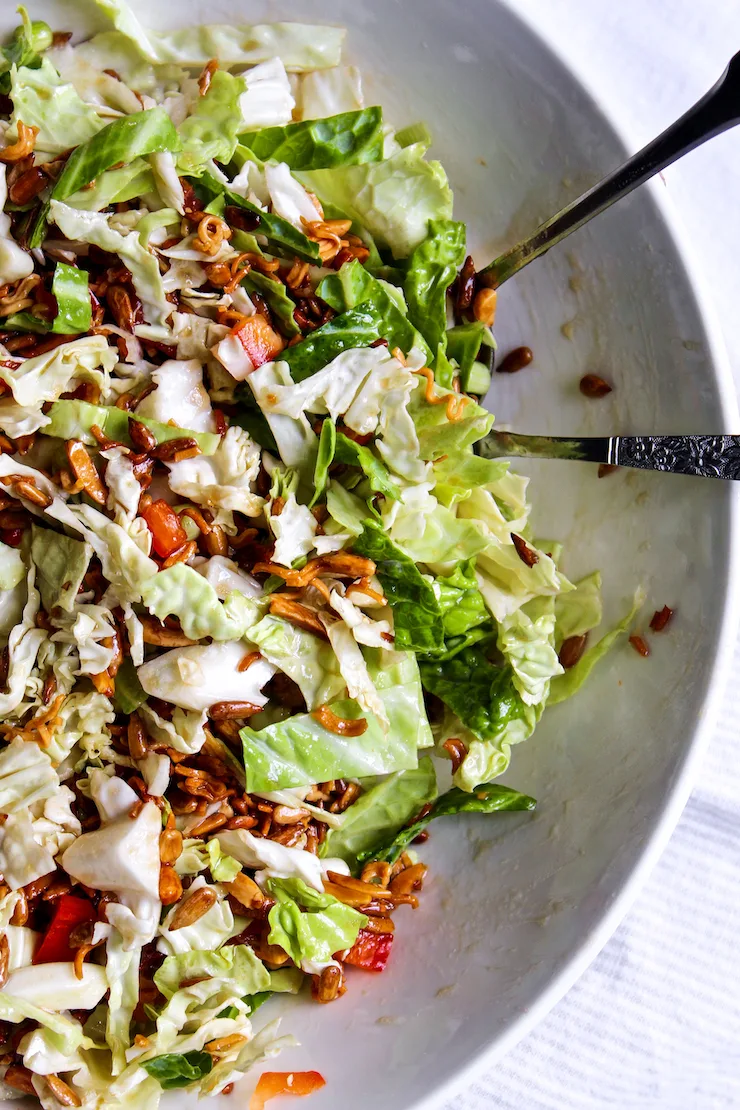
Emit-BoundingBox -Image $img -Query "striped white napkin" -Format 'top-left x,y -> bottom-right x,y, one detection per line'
450,0 -> 740,1104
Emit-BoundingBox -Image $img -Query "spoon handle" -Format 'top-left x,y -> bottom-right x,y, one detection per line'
478,51 -> 740,288
478,431 -> 740,480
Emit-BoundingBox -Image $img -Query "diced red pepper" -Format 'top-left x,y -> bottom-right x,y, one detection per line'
141,499 -> 188,558
33,895 -> 96,965
236,315 -> 285,369
249,1071 -> 326,1110
0,528 -> 24,548
342,928 -> 393,972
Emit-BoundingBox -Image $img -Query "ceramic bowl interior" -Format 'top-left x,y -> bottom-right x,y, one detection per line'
8,1 -> 738,1107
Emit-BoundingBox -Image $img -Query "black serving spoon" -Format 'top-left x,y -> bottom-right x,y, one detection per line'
473,50 -> 740,479
477,50 -> 740,289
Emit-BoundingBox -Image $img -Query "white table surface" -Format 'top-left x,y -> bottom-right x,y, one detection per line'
449,1 -> 740,1107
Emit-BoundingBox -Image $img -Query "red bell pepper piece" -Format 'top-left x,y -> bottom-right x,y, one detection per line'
250,1071 -> 326,1110
141,499 -> 188,558
236,315 -> 285,369
342,928 -> 393,972
33,895 -> 96,965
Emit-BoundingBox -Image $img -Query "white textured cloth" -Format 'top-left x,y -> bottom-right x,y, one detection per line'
450,1 -> 740,1106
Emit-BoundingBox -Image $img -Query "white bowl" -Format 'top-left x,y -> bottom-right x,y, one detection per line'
12,1 -> 740,1106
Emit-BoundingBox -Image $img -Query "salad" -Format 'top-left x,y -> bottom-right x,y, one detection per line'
0,2 -> 640,1107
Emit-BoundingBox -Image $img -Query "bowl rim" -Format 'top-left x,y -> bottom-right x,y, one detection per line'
409,5 -> 740,1107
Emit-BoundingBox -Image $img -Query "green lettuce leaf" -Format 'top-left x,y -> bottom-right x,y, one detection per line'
404,219 -> 465,381
48,202 -> 171,326
432,452 -> 509,507
194,171 -> 319,262
410,381 -> 494,461
240,107 -> 384,169
240,650 -> 431,790
92,3 -> 344,69
334,431 -> 401,501
446,321 -> 494,390
112,657 -> 147,714
266,876 -> 366,971
0,7 -> 52,93
298,143 -> 453,259
353,520 -> 444,653
51,262 -> 92,335
321,758 -> 437,869
177,71 -> 247,173
44,399 -> 220,455
316,258 -> 430,362
357,780 -> 536,866
420,647 -> 530,742
31,523 -> 92,612
140,564 -> 259,642
142,1051 -> 213,1090
52,107 -> 181,201
309,417 -> 336,508
548,589 -> 644,705
553,570 -> 603,646
9,58 -> 105,157
242,270 -> 300,337
280,302 -> 393,381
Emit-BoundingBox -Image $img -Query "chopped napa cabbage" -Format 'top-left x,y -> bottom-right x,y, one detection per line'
45,397 -> 220,455
0,737 -> 58,814
324,615 -> 388,729
0,992 -> 93,1054
298,143 -> 453,258
0,541 -> 24,591
0,334 -> 114,407
8,57 -> 105,157
137,640 -> 275,713
158,877 -> 235,957
498,597 -> 563,707
138,704 -> 209,756
321,758 -> 437,869
166,426 -> 264,515
101,446 -> 140,525
0,165 -> 34,285
92,3 -> 344,69
46,499 -> 158,603
105,927 -> 142,1073
548,588 -> 644,705
249,613 -> 345,711
194,555 -> 261,600
61,800 -> 161,900
177,70 -> 247,173
49,201 -> 171,327
0,809 -> 56,890
154,944 -> 269,1002
267,467 -> 317,567
298,65 -> 365,119
266,876 -> 366,974
554,569 -> 604,646
0,561 -> 46,717
216,828 -> 329,892
0,8 -> 53,93
132,358 -> 215,433
240,649 -> 431,790
175,837 -> 241,882
238,57 -> 295,130
140,563 -> 263,642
